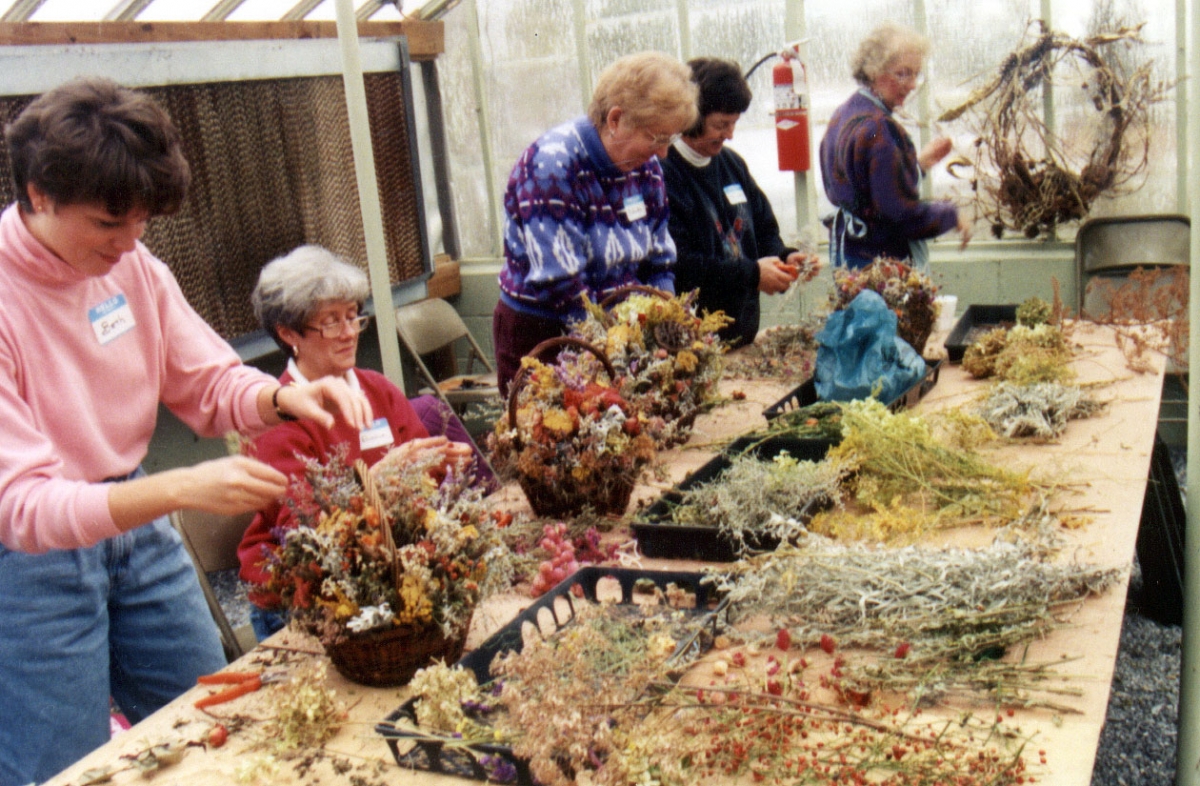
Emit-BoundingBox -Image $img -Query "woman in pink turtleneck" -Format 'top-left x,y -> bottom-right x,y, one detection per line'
0,77 -> 371,785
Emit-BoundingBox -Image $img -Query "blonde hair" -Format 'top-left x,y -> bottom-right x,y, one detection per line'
851,22 -> 930,85
587,51 -> 698,133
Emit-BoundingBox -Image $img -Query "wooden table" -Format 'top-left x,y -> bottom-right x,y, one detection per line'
44,323 -> 1163,786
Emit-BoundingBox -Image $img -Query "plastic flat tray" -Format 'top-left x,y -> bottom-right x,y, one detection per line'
376,567 -> 724,785
631,435 -> 834,562
944,305 -> 1018,362
762,358 -> 943,422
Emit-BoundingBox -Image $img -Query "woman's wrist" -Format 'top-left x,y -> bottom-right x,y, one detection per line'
273,386 -> 298,424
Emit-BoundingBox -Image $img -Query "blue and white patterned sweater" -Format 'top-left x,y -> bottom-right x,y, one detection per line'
499,116 -> 676,322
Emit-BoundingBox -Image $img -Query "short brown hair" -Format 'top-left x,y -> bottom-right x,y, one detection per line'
5,76 -> 190,216
587,51 -> 698,135
684,58 -> 752,138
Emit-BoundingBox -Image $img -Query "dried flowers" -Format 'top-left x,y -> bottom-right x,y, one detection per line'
962,322 -> 1075,383
722,318 -> 823,381
706,526 -> 1121,707
817,398 -> 1032,534
662,449 -> 846,555
978,381 -> 1105,439
572,290 -> 729,446
831,259 -> 939,354
1083,266 -> 1189,373
490,345 -> 656,518
265,446 -> 508,647
264,660 -> 344,752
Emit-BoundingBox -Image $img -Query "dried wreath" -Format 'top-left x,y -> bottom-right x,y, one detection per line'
571,288 -> 730,446
830,260 -> 939,355
939,21 -> 1169,239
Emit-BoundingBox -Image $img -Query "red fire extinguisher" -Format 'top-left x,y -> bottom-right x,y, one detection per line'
773,46 -> 811,172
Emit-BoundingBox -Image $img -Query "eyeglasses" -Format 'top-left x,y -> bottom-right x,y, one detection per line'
888,68 -> 924,86
642,129 -> 682,147
302,314 -> 371,339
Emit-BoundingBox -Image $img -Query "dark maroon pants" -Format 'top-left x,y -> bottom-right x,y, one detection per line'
491,300 -> 565,394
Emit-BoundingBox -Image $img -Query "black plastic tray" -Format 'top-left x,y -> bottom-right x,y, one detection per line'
944,305 -> 1018,362
376,567 -> 725,784
762,358 -> 943,422
631,435 -> 834,562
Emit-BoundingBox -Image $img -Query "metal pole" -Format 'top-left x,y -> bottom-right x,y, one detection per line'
1177,0 -> 1200,780
464,0 -> 503,256
785,0 -> 815,237
334,0 -> 406,387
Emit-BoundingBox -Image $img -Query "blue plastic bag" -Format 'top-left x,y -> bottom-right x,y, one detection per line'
815,290 -> 926,404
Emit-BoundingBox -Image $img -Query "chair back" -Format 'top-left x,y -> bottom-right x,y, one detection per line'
395,298 -> 472,358
1075,214 -> 1190,317
171,509 -> 257,661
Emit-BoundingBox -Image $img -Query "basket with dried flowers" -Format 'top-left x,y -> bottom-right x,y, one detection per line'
489,337 -> 656,518
571,286 -> 730,447
264,448 -> 508,687
831,259 -> 940,355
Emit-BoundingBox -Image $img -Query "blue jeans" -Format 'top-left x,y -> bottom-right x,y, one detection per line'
250,605 -> 288,642
0,515 -> 226,785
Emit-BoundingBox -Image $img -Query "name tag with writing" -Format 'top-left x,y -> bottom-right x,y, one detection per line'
622,194 -> 648,222
723,184 -> 748,205
359,417 -> 395,451
88,293 -> 136,345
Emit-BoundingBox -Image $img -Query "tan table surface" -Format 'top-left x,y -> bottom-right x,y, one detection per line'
44,323 -> 1164,786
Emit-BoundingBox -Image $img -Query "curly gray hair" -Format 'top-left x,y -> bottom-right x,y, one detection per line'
851,21 -> 930,85
252,244 -> 369,353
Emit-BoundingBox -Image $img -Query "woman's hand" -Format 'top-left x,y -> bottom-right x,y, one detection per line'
757,257 -> 798,294
956,213 -> 973,249
270,378 -> 373,431
785,251 -> 824,283
107,455 -> 289,531
918,136 -> 953,172
370,436 -> 474,483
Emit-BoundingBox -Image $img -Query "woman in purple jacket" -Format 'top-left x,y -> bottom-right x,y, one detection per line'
819,21 -> 971,269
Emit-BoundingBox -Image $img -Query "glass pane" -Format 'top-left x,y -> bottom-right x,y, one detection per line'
224,0 -> 299,20
135,0 -> 226,20
29,0 -> 107,20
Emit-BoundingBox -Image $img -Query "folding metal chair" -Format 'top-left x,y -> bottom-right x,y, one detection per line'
170,509 -> 258,662
394,297 -> 499,414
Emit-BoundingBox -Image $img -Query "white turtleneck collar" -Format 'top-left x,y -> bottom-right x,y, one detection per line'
672,137 -> 711,168
286,357 -> 361,392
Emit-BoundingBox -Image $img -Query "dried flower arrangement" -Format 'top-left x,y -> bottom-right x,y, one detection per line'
721,317 -> 823,381
977,381 -> 1105,439
571,289 -> 730,446
939,22 -> 1168,239
962,322 -> 1075,383
264,447 -> 510,682
830,260 -> 939,354
489,339 -> 656,518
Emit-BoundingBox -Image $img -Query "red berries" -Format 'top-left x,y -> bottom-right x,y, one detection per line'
207,724 -> 228,748
776,628 -> 792,651
894,641 -> 911,659
820,634 -> 837,654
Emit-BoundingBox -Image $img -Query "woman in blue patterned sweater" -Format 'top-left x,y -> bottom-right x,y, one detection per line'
819,22 -> 971,270
492,51 -> 698,392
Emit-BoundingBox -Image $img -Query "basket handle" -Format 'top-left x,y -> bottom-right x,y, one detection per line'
597,285 -> 672,311
506,337 -> 618,432
354,458 -> 400,589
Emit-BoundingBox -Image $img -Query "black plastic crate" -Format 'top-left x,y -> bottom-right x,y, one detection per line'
631,435 -> 833,562
376,567 -> 725,785
944,305 -> 1019,362
762,358 -> 943,422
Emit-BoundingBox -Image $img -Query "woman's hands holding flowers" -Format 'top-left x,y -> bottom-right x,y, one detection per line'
370,436 -> 474,484
267,378 -> 373,430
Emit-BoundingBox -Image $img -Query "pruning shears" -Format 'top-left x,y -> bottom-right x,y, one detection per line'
193,670 -> 288,709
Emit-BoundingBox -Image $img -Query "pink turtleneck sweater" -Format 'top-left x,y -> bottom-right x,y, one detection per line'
0,203 -> 274,553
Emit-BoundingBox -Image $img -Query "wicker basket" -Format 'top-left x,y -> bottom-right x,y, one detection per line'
326,618 -> 471,688
506,337 -> 637,518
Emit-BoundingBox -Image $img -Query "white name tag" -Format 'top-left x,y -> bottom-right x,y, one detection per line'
622,193 -> 647,221
723,184 -> 748,205
88,293 -> 136,345
359,417 -> 394,451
